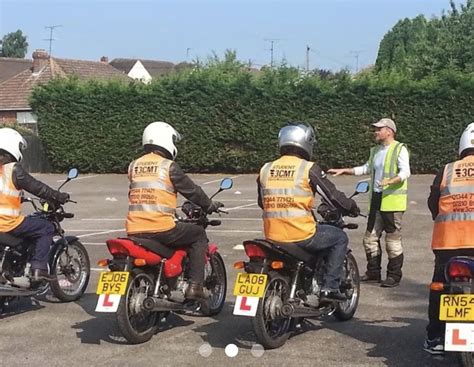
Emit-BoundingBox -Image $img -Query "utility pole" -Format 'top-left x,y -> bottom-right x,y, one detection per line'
264,38 -> 280,68
349,50 -> 364,73
306,45 -> 311,71
186,48 -> 192,61
44,25 -> 62,56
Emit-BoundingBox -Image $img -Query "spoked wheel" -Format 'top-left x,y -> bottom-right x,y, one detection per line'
202,252 -> 227,316
50,240 -> 90,302
334,251 -> 360,321
252,272 -> 292,349
116,271 -> 159,344
461,352 -> 474,367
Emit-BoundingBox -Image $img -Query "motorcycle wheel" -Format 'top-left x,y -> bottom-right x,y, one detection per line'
202,252 -> 227,316
334,252 -> 360,321
252,272 -> 292,349
50,240 -> 90,302
116,270 -> 159,344
461,352 -> 474,367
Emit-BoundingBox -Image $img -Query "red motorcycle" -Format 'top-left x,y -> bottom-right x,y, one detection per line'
95,178 -> 232,344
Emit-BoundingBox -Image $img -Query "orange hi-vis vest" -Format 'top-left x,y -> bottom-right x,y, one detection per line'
126,153 -> 177,234
432,155 -> 474,250
260,155 -> 316,243
0,163 -> 24,232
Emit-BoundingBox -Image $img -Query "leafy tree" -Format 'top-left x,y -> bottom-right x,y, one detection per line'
375,0 -> 473,79
0,30 -> 28,58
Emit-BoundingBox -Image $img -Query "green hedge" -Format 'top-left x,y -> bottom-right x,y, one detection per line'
30,68 -> 474,173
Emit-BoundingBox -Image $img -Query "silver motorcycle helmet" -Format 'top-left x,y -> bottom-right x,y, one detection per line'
278,122 -> 316,159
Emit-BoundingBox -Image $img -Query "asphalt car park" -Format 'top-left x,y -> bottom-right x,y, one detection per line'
0,172 -> 454,366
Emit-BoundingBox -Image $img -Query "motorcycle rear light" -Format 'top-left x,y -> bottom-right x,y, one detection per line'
134,258 -> 147,266
244,244 -> 266,259
97,259 -> 109,267
448,262 -> 472,279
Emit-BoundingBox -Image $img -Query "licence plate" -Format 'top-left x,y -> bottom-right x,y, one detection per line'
233,273 -> 267,298
440,294 -> 474,321
96,271 -> 129,295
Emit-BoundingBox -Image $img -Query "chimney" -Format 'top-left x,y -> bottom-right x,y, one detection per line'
100,56 -> 109,64
32,49 -> 49,74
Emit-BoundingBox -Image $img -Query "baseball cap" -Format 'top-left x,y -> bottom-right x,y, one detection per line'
371,118 -> 397,133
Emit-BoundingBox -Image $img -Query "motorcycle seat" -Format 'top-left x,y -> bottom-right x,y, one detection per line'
267,240 -> 314,263
0,232 -> 24,247
129,236 -> 175,258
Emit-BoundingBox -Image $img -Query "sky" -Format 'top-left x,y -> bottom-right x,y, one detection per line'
0,0 -> 463,72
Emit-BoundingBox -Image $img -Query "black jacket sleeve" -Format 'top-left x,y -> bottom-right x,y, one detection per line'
257,176 -> 263,209
428,167 -> 444,220
309,164 -> 358,214
169,162 -> 212,211
12,164 -> 65,202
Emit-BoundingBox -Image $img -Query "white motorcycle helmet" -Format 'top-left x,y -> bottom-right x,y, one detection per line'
459,122 -> 474,156
0,128 -> 27,162
142,121 -> 182,160
278,122 -> 316,159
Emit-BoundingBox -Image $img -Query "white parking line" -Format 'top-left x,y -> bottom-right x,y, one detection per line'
56,175 -> 99,182
226,202 -> 258,211
203,175 -> 240,185
77,229 -> 123,238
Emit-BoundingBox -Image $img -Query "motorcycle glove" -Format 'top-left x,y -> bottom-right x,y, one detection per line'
207,201 -> 224,214
55,192 -> 70,204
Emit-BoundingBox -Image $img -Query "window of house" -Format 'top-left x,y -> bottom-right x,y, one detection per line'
17,112 -> 37,124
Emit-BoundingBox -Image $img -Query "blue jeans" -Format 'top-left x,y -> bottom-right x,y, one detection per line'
297,224 -> 348,290
9,217 -> 55,270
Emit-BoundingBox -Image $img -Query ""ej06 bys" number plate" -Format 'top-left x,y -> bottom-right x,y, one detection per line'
96,272 -> 129,295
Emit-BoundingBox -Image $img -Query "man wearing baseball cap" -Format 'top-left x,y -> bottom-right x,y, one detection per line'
328,118 -> 410,287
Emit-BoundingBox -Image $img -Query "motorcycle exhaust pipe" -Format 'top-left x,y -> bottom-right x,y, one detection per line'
142,296 -> 184,312
281,303 -> 325,318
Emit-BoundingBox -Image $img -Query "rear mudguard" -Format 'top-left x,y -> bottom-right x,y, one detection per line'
49,236 -> 80,269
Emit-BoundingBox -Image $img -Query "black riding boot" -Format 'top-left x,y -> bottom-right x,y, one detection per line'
381,254 -> 404,288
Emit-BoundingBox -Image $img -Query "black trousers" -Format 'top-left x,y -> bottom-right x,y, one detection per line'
134,222 -> 208,283
427,248 -> 474,339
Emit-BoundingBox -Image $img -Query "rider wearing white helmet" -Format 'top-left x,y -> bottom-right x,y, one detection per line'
126,121 -> 223,300
0,128 -> 69,282
257,122 -> 359,302
424,122 -> 474,355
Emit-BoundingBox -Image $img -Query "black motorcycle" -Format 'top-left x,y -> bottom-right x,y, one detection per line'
233,181 -> 369,349
0,168 -> 90,312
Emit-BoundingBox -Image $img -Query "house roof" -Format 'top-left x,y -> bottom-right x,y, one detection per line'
110,58 -> 177,77
0,55 -> 129,111
0,57 -> 32,84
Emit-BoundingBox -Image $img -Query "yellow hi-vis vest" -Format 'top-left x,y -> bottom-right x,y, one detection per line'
368,141 -> 408,212
260,155 -> 315,243
432,155 -> 474,250
0,163 -> 24,232
126,153 -> 177,234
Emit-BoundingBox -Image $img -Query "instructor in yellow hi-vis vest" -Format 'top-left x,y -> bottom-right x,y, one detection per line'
257,122 -> 360,302
329,118 -> 410,288
423,123 -> 474,355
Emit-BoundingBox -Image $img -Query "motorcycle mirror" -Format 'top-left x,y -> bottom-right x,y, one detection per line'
220,178 -> 233,191
67,168 -> 79,180
355,181 -> 369,194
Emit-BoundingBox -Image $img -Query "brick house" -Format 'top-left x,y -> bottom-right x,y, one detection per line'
0,49 -> 129,131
